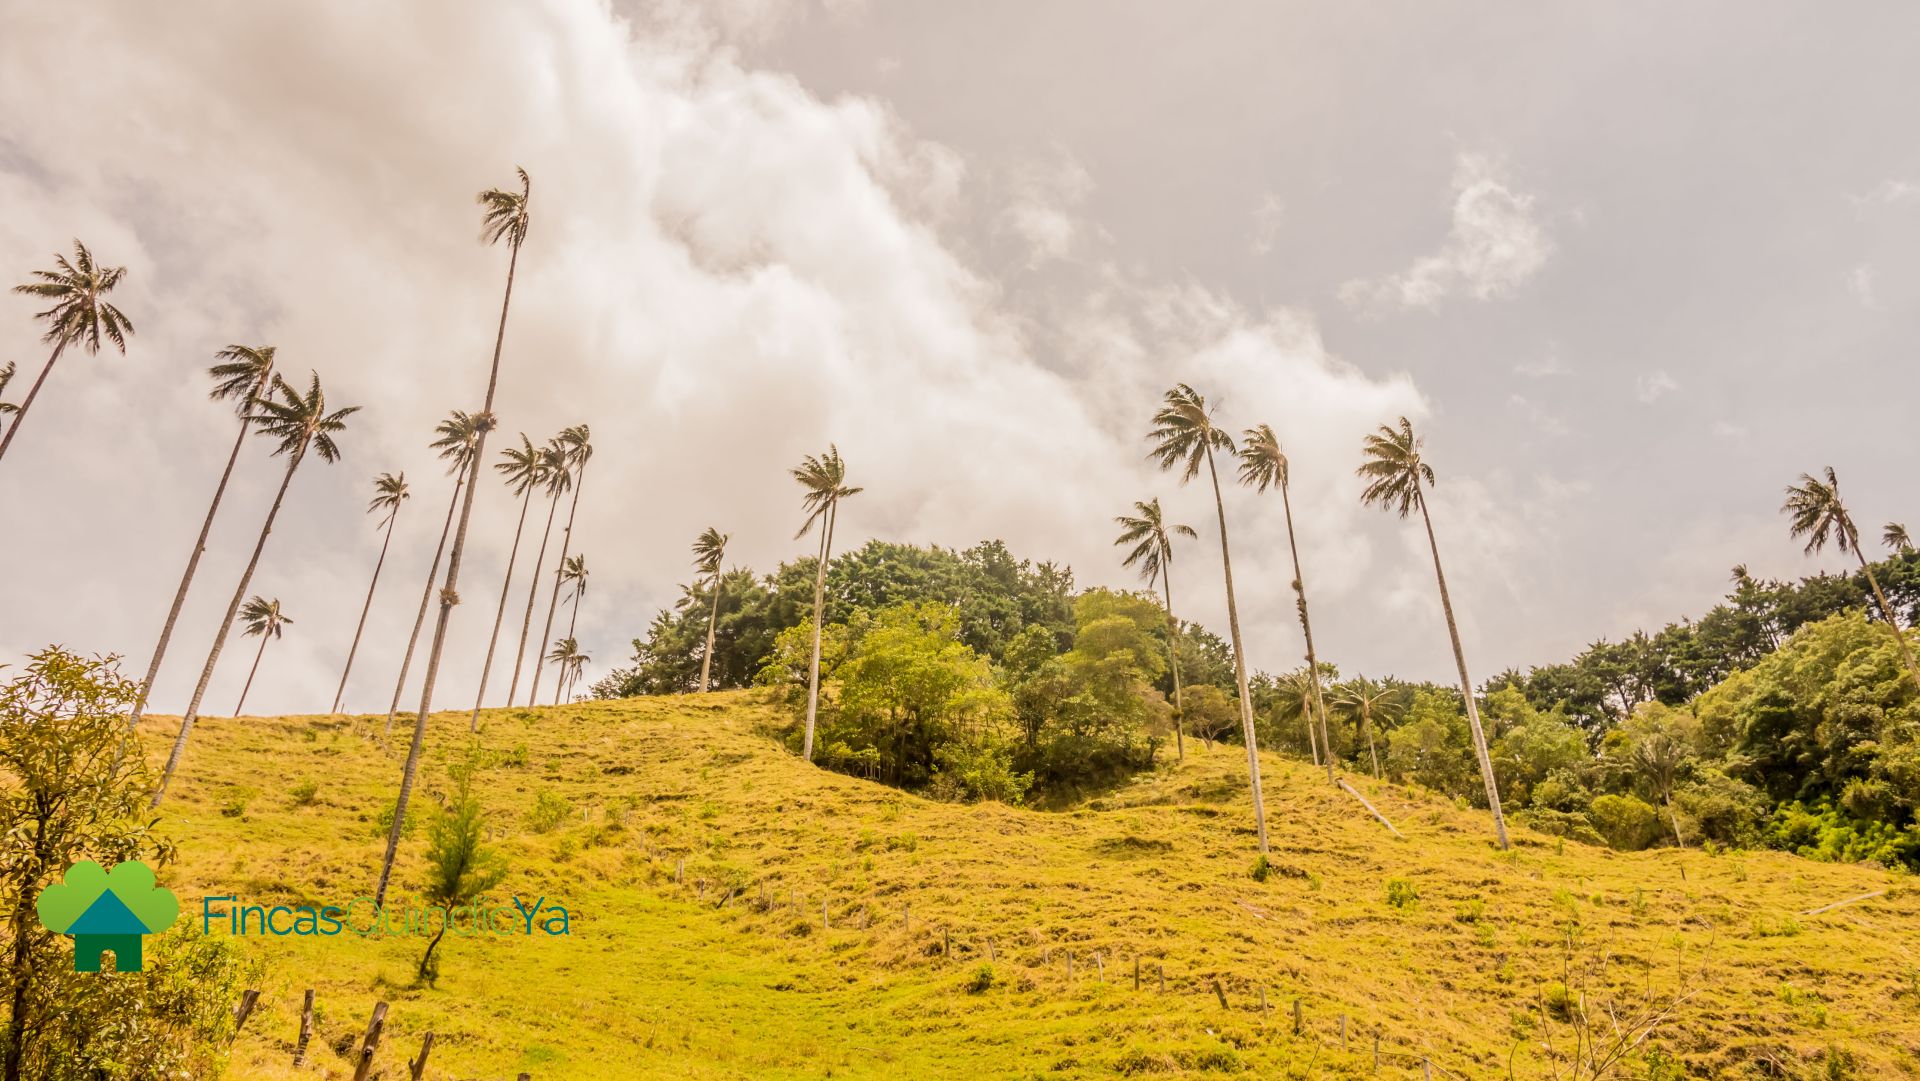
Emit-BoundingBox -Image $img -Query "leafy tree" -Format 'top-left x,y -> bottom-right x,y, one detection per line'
471,433 -> 550,728
1,241 -> 133,464
1149,383 -> 1269,854
1331,678 -> 1402,778
2,648 -> 255,1081
1783,466 -> 1920,690
417,752 -> 505,984
693,527 -> 730,693
507,439 -> 572,707
1358,417 -> 1510,849
153,372 -> 357,806
530,425 -> 592,704
134,345 -> 277,726
1383,688 -> 1476,799
1485,686 -> 1586,807
232,597 -> 291,716
381,167 -> 533,908
332,471 -> 409,713
792,445 -> 863,762
1114,498 -> 1197,760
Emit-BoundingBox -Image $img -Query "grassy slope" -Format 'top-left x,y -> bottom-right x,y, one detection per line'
143,691 -> 1919,1080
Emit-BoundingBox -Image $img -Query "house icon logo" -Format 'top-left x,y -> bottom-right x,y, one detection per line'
35,860 -> 179,973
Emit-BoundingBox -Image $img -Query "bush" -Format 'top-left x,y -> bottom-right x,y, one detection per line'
964,964 -> 996,993
1250,855 -> 1272,882
1766,800 -> 1920,870
289,778 -> 320,806
1385,878 -> 1419,910
1590,794 -> 1662,851
525,789 -> 574,833
219,785 -> 256,818
1512,808 -> 1606,847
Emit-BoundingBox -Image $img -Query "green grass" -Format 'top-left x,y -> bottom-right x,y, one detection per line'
141,691 -> 1919,1079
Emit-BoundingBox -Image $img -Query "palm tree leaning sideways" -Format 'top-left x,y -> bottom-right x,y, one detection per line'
1332,678 -> 1400,780
544,638 -> 582,702
385,412 -> 487,736
132,345 -> 276,727
557,554 -> 589,702
152,372 -> 357,806
1148,384 -> 1269,855
234,596 -> 292,716
1239,423 -> 1334,784
1885,522 -> 1914,555
330,472 -> 409,713
378,167 -> 531,908
1358,417 -> 1510,849
530,425 -> 592,705
792,445 -> 863,762
1783,467 -> 1920,691
2,240 -> 133,464
507,440 -> 571,706
470,434 -> 548,730
1114,499 -> 1198,761
693,527 -> 729,693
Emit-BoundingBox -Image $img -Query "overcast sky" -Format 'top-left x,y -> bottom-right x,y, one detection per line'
3,1 -> 1915,717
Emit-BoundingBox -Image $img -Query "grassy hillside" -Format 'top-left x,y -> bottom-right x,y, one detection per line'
144,692 -> 1918,1079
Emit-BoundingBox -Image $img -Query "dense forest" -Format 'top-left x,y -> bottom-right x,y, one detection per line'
594,537 -> 1920,867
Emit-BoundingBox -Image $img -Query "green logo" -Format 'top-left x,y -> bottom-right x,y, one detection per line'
36,861 -> 178,972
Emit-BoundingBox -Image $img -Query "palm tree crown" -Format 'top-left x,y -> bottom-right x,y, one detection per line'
430,410 -> 493,476
240,596 -> 292,639
0,362 -> 17,419
1114,498 -> 1197,587
496,433 -> 548,495
792,445 -> 863,538
1357,417 -> 1434,517
208,345 -> 277,413
369,471 -> 409,519
479,167 -> 532,248
252,372 -> 359,462
1783,467 -> 1859,554
12,240 -> 133,354
561,554 -> 588,593
1147,384 -> 1236,481
1235,423 -> 1289,492
694,527 -> 730,579
1887,522 -> 1915,554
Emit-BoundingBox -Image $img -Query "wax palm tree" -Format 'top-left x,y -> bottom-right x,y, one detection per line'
0,362 -> 18,441
545,638 -> 585,702
384,411 -> 488,736
693,527 -> 730,693
233,597 -> 292,716
330,472 -> 410,713
1886,522 -> 1914,554
1358,417 -> 1509,849
131,345 -> 277,726
1783,467 -> 1920,690
1239,423 -> 1334,784
558,555 -> 589,701
793,445 -> 863,762
1,241 -> 133,463
152,372 -> 357,805
507,441 -> 571,706
1269,667 -> 1324,765
1114,499 -> 1198,761
530,425 -> 593,704
377,167 -> 534,909
1148,384 -> 1269,853
1331,678 -> 1401,779
470,434 -> 549,730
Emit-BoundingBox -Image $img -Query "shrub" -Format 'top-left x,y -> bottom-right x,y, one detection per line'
374,799 -> 417,840
1250,855 -> 1271,882
525,790 -> 574,833
1590,794 -> 1662,851
1512,808 -> 1605,847
1385,878 -> 1419,910
219,785 -> 256,818
289,778 -> 319,806
965,964 -> 996,993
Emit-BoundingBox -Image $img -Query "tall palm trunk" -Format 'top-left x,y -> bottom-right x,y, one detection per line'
471,485 -> 535,730
699,576 -> 723,693
1415,488 -> 1510,850
558,588 -> 584,705
530,463 -> 588,704
1279,480 -> 1335,784
134,378 -> 264,725
235,635 -> 271,716
0,340 -> 65,463
332,506 -> 401,713
1362,701 -> 1382,778
376,234 -> 520,907
508,489 -> 561,706
1157,565 -> 1186,762
385,475 -> 465,735
1849,526 -> 1920,690
1203,447 -> 1269,854
152,447 -> 306,807
1303,695 -> 1321,766
801,501 -> 836,761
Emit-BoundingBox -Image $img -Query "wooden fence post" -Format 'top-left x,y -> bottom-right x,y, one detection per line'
231,989 -> 260,1039
1292,997 -> 1302,1035
903,903 -> 911,933
943,928 -> 951,958
986,937 -> 995,961
408,1032 -> 435,1080
1158,963 -> 1165,994
1340,1013 -> 1347,1048
1133,957 -> 1140,991
1211,979 -> 1228,1009
351,1001 -> 388,1081
1066,951 -> 1073,979
675,857 -> 684,883
1423,1058 -> 1433,1080
1095,953 -> 1105,982
1373,1029 -> 1380,1072
1259,986 -> 1267,1013
823,898 -> 830,930
292,989 -> 315,1066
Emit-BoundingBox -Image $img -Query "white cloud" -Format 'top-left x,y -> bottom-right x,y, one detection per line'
1851,179 -> 1920,209
1507,393 -> 1569,436
1634,370 -> 1679,403
1513,352 -> 1568,378
1848,263 -> 1879,309
1249,193 -> 1285,256
999,152 -> 1094,268
1339,153 -> 1552,313
1711,420 -> 1748,440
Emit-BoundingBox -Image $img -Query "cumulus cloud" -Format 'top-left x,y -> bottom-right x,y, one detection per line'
0,0 -> 1447,714
1249,193 -> 1285,256
1634,370 -> 1680,403
999,152 -> 1095,268
1848,263 -> 1879,309
1340,153 -> 1552,313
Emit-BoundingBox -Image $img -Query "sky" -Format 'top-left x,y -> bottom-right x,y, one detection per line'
2,1 -> 1916,717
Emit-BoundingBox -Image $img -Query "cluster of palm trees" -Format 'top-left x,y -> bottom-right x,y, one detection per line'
1783,467 -> 1920,691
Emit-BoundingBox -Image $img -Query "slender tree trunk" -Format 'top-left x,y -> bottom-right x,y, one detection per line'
1415,489 -> 1510,850
530,462 -> 588,705
152,448 -> 305,807
1204,447 -> 1268,854
1303,695 -> 1321,766
556,589 -> 583,705
699,576 -> 723,693
333,508 -> 400,713
802,502 -> 835,761
1158,565 -> 1186,763
235,635 -> 270,716
471,485 -> 534,730
4,834 -> 49,1081
134,378 -> 266,725
1664,792 -> 1685,849
508,490 -> 561,707
386,475 -> 465,736
1279,480 -> 1335,783
0,339 -> 65,463
418,925 -> 447,981
376,234 -> 521,907
1364,702 -> 1381,779
1852,536 -> 1920,691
